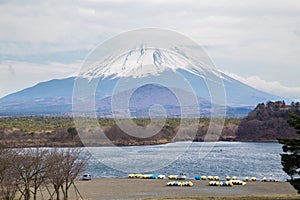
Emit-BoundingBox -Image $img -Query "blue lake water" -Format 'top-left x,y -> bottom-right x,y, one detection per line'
83,142 -> 288,181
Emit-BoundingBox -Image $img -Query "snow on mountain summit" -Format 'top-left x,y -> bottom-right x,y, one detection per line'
78,46 -> 221,81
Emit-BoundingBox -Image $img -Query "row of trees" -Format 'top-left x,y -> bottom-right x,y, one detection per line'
0,147 -> 89,200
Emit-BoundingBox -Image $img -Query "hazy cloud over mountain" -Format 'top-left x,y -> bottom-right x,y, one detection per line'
0,0 -> 299,100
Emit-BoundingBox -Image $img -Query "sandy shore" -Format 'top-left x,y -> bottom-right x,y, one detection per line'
59,178 -> 299,200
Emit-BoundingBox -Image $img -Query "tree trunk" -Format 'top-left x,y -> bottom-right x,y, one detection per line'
64,182 -> 69,200
54,186 -> 60,200
33,190 -> 37,200
64,191 -> 68,200
56,191 -> 60,200
24,187 -> 30,200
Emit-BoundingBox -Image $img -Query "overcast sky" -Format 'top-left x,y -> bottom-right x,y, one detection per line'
0,0 -> 299,101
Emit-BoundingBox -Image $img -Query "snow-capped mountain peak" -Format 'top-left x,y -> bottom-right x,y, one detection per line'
78,46 -> 219,80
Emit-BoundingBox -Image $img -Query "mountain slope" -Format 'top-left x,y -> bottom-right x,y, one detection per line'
0,47 -> 283,117
0,73 -> 281,116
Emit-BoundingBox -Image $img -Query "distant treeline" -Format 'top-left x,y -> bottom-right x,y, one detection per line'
0,117 -> 242,147
1,100 -> 300,147
0,116 -> 241,132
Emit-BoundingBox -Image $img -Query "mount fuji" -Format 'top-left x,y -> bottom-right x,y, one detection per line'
0,47 -> 283,117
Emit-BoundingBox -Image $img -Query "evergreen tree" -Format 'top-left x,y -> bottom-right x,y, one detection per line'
278,112 -> 300,193
67,127 -> 78,139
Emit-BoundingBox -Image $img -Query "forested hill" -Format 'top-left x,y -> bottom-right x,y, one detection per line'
236,101 -> 300,141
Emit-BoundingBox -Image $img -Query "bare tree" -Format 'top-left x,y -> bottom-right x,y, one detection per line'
60,149 -> 88,200
30,149 -> 50,200
14,148 -> 50,200
1,147 -> 88,200
0,148 -> 18,200
46,148 -> 88,200
46,149 -> 65,200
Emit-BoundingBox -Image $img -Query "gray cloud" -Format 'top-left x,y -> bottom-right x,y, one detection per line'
294,28 -> 300,38
0,0 -> 299,98
8,65 -> 15,76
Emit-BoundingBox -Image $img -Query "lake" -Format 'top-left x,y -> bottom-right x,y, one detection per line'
84,142 -> 288,181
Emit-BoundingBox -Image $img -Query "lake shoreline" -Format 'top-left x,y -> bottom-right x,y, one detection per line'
0,140 -> 281,148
